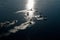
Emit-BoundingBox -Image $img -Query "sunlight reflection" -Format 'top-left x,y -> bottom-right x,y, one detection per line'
26,0 -> 35,20
26,0 -> 35,9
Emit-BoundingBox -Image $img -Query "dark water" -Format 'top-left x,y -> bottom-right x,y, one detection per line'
0,0 -> 60,40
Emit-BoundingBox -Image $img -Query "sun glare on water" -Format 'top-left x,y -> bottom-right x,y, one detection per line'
26,0 -> 35,20
26,0 -> 34,9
